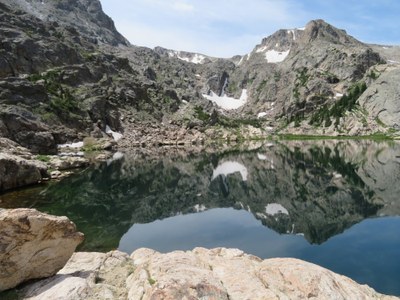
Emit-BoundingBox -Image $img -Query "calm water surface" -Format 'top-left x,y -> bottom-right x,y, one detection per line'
1,140 -> 399,296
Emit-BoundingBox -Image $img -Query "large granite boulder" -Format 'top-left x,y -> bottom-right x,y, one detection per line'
0,209 -> 84,292
21,247 -> 398,299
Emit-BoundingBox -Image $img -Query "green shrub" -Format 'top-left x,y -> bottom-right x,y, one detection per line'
309,81 -> 367,127
36,155 -> 51,163
194,106 -> 210,122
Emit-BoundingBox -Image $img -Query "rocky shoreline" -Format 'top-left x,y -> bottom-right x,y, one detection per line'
0,208 -> 398,299
0,120 -> 271,193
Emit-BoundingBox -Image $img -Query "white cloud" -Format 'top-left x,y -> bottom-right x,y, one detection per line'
171,1 -> 194,12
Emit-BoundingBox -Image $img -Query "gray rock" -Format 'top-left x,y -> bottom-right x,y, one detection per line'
359,66 -> 400,129
0,153 -> 48,192
2,0 -> 128,46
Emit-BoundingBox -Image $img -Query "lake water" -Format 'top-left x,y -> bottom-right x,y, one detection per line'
1,140 -> 400,296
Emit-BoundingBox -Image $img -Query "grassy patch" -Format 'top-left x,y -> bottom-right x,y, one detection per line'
82,137 -> 102,152
277,133 -> 394,141
36,155 -> 51,163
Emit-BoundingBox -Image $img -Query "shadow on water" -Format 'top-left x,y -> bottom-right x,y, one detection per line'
1,139 -> 400,295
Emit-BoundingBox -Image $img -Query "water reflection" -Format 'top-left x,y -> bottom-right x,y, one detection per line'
1,140 -> 399,250
1,140 -> 400,294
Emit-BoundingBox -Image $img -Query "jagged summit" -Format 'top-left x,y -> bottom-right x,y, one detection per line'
301,19 -> 362,45
240,19 -> 365,65
1,0 -> 128,46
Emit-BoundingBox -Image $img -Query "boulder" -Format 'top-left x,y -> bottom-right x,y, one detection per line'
20,247 -> 398,299
128,247 -> 397,300
0,153 -> 48,192
49,156 -> 89,171
22,251 -> 133,300
0,209 -> 84,292
0,137 -> 51,192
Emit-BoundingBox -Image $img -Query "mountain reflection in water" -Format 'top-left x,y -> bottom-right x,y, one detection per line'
1,140 -> 400,295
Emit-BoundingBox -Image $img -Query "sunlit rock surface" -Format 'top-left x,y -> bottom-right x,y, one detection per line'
21,248 -> 398,300
0,209 -> 84,291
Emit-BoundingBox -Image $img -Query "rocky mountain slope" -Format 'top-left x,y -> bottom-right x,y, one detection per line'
1,0 -> 400,192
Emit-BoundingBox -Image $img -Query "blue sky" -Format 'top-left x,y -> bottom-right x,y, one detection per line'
101,0 -> 400,57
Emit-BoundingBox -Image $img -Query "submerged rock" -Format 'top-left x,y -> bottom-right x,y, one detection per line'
0,209 -> 84,292
21,247 -> 398,299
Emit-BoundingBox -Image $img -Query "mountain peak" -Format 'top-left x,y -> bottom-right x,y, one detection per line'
301,19 -> 361,45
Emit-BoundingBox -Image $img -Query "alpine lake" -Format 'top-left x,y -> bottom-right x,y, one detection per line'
1,139 -> 399,296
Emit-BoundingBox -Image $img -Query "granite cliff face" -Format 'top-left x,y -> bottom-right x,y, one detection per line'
1,0 -> 128,46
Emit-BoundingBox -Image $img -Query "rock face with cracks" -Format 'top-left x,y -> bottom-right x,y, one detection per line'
0,208 -> 84,291
21,248 -> 398,300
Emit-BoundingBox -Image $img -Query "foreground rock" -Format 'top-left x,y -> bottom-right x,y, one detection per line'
21,248 -> 397,300
0,209 -> 84,292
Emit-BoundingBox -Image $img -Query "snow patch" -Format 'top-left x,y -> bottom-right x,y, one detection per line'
105,125 -> 123,141
388,60 -> 399,64
177,53 -> 206,64
265,203 -> 289,216
335,92 -> 343,98
194,204 -> 207,212
58,141 -> 84,149
332,172 -> 342,179
203,89 -> 248,110
256,212 -> 267,219
288,29 -> 296,41
212,161 -> 248,181
238,56 -> 245,65
58,151 -> 84,157
256,45 -> 268,53
257,153 -> 267,161
265,49 -> 290,63
258,112 -> 268,118
107,152 -> 124,165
